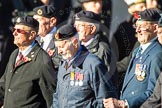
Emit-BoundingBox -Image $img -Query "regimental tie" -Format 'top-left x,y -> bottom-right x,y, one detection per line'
15,52 -> 24,67
135,47 -> 143,59
40,39 -> 44,48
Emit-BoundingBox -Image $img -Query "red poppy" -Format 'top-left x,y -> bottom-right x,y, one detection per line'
47,49 -> 55,56
133,13 -> 140,19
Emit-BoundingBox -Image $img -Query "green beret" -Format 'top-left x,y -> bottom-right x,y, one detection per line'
16,16 -> 39,28
33,5 -> 57,18
74,10 -> 100,23
54,24 -> 77,41
133,8 -> 161,21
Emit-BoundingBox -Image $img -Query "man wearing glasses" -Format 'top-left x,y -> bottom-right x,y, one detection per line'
0,16 -> 57,108
103,8 -> 162,108
74,10 -> 117,86
140,14 -> 162,108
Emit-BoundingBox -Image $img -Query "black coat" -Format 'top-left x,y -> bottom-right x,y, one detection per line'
0,42 -> 57,108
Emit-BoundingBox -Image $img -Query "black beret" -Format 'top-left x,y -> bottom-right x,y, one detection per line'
158,14 -> 162,27
133,8 -> 161,21
54,24 -> 77,41
33,5 -> 57,18
15,16 -> 39,28
74,10 -> 100,23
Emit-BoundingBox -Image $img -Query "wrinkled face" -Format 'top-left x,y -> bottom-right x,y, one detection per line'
12,24 -> 34,47
74,21 -> 94,42
33,15 -> 51,37
135,20 -> 157,44
82,0 -> 102,14
157,27 -> 162,44
55,39 -> 75,60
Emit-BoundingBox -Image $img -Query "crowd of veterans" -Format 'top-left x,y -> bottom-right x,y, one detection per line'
0,0 -> 162,108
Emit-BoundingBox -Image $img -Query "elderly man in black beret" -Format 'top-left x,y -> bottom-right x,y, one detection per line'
0,16 -> 57,108
51,24 -> 117,108
140,14 -> 162,108
103,8 -> 162,108
74,10 -> 117,86
33,5 -> 61,70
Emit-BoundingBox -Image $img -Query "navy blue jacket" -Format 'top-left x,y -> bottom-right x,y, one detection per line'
120,39 -> 162,108
51,46 -> 117,108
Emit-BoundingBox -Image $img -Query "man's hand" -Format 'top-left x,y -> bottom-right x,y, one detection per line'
103,98 -> 125,108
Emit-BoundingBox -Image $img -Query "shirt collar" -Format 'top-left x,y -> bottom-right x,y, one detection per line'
41,27 -> 56,41
19,41 -> 35,57
140,37 -> 157,54
81,36 -> 95,47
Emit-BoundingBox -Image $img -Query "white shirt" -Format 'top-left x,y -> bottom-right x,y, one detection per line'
81,37 -> 95,47
40,27 -> 56,50
140,37 -> 157,54
16,41 -> 35,63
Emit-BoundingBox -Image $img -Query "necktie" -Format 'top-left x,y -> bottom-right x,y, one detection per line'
40,39 -> 44,48
135,47 -> 143,59
15,52 -> 23,67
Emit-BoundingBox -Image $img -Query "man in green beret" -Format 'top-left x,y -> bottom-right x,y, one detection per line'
103,8 -> 162,108
0,16 -> 57,108
51,24 -> 117,108
33,5 -> 61,70
140,14 -> 162,108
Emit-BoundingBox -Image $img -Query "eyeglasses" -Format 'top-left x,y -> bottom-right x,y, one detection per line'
133,23 -> 153,31
12,28 -> 30,34
74,23 -> 93,28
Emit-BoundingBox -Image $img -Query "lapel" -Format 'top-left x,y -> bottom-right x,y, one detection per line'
63,46 -> 89,77
122,40 -> 158,91
14,42 -> 41,69
8,49 -> 19,72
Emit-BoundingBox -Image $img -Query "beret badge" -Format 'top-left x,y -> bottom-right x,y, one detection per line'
55,31 -> 60,40
133,13 -> 141,20
16,17 -> 21,23
74,14 -> 80,20
37,9 -> 43,15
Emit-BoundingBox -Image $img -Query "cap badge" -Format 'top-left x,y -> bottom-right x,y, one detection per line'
16,17 -> 21,23
74,14 -> 80,20
37,9 -> 43,15
133,13 -> 141,20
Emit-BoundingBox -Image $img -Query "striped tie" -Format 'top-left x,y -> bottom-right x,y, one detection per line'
135,47 -> 143,59
15,52 -> 23,67
40,39 -> 44,48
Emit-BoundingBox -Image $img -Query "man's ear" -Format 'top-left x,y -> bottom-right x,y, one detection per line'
50,17 -> 57,27
29,31 -> 36,40
153,24 -> 159,33
71,37 -> 78,47
90,25 -> 97,34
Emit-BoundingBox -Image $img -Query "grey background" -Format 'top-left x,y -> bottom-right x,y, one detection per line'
110,0 -> 129,36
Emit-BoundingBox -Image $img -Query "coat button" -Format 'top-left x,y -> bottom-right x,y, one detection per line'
8,88 -> 12,92
10,70 -> 12,73
131,91 -> 135,95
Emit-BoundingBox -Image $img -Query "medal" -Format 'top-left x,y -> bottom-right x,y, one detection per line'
75,81 -> 79,86
78,73 -> 84,86
70,80 -> 74,86
135,64 -> 146,81
75,72 -> 79,86
70,71 -> 75,86
79,81 -> 83,86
